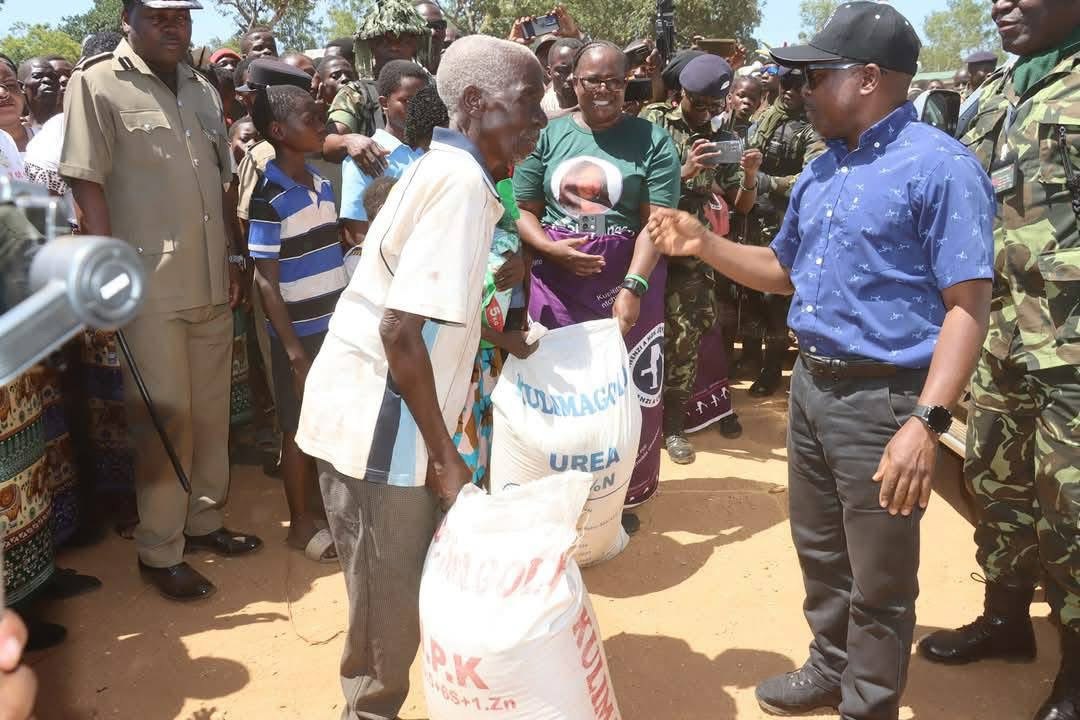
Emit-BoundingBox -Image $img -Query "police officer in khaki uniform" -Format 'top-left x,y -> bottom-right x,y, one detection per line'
60,0 -> 262,602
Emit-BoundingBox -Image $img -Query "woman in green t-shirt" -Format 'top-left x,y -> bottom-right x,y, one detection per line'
512,40 -> 681,511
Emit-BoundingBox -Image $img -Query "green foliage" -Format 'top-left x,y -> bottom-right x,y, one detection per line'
798,0 -> 839,42
210,0 -> 322,51
440,0 -> 761,47
325,0 -> 371,40
919,0 -> 1001,72
60,0 -> 124,42
0,22 -> 82,65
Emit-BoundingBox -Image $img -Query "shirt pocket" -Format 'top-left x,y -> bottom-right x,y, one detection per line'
1036,246 -> 1080,344
119,109 -> 173,166
1037,122 -> 1080,185
961,107 -> 1005,170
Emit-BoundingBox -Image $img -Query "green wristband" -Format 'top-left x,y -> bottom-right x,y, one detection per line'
625,273 -> 649,292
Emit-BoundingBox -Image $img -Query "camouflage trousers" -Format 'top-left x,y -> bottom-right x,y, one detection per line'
663,261 -> 717,436
966,350 -> 1080,629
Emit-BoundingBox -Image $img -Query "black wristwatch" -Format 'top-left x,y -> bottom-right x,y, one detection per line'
620,276 -> 648,298
912,404 -> 952,434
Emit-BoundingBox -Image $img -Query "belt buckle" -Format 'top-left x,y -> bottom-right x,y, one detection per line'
829,358 -> 844,380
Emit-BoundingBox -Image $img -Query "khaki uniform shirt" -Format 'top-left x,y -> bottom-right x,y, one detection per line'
961,50 -> 1080,370
235,139 -> 276,221
59,40 -> 233,313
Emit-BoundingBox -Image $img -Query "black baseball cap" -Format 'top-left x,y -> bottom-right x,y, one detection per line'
770,1 -> 921,76
236,58 -> 311,92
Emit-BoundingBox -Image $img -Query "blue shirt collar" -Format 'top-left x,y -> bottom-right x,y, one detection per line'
264,159 -> 328,194
431,126 -> 497,191
825,102 -> 918,156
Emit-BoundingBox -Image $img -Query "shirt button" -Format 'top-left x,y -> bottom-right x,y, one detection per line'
193,159 -> 200,167
203,214 -> 210,222
143,123 -> 151,131
186,129 -> 192,138
810,345 -> 817,353
826,210 -> 833,217
177,100 -> 183,108
874,141 -> 881,148
136,246 -> 144,254
815,257 -> 823,265
840,166 -> 849,174
805,304 -> 814,313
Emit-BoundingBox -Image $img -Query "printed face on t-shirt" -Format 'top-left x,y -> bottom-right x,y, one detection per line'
551,156 -> 623,218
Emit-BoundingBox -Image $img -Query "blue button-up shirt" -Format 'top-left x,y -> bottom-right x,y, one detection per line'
770,103 -> 995,368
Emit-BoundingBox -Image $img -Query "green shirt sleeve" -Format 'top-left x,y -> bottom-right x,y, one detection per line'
645,126 -> 682,208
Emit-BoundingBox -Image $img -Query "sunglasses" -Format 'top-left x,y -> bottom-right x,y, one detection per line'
428,20 -> 448,30
577,76 -> 627,91
762,65 -> 780,76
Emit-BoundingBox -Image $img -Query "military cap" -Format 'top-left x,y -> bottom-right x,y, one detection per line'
126,0 -> 204,8
355,0 -> 429,42
964,50 -> 998,65
661,49 -> 705,91
235,58 -> 312,92
679,54 -> 733,98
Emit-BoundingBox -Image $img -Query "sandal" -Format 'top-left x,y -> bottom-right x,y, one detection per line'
302,528 -> 338,564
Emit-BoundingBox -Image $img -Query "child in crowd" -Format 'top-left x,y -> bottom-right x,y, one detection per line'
339,60 -> 430,248
343,176 -> 399,279
452,178 -> 536,488
248,85 -> 348,563
229,115 -> 259,166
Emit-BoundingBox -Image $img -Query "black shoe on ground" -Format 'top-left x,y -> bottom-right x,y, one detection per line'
138,561 -> 216,602
755,665 -> 841,716
749,366 -> 783,397
621,512 -> 641,535
719,414 -> 743,439
665,434 -> 696,464
735,342 -> 763,378
1034,627 -> 1080,720
918,582 -> 1036,665
184,528 -> 263,557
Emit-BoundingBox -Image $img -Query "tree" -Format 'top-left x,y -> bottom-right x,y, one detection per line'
60,0 -> 124,42
919,0 -> 1001,72
440,0 -> 761,47
797,0 -> 840,42
0,23 -> 82,65
325,0 -> 369,41
210,0 -> 322,51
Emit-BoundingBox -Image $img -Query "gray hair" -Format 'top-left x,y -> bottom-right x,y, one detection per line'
436,35 -> 540,118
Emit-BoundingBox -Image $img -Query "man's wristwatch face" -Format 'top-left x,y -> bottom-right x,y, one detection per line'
916,404 -> 952,434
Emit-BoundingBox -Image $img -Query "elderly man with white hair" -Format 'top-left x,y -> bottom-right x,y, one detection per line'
295,34 -> 547,720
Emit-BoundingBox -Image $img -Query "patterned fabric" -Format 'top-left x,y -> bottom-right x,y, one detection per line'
452,347 -> 502,489
0,369 -> 55,604
327,79 -> 382,137
38,362 -> 77,546
770,102 -> 996,368
961,46 -> 1080,370
966,352 -> 1080,629
230,308 -> 254,427
79,330 -> 134,495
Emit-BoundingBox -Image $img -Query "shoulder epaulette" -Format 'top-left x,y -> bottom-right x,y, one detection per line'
117,56 -> 136,72
72,52 -> 113,72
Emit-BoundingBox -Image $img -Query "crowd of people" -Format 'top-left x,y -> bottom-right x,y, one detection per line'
0,0 -> 1077,718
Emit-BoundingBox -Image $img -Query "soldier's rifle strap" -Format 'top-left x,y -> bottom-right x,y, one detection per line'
1056,124 -> 1080,228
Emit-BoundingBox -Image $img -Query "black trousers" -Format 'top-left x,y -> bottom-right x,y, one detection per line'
787,356 -> 929,720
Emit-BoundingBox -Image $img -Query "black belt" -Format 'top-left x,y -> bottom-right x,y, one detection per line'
800,353 -> 901,379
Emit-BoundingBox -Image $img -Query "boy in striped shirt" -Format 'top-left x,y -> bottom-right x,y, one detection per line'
249,84 -> 347,563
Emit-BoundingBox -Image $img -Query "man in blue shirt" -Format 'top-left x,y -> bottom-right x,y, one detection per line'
647,4 -> 994,718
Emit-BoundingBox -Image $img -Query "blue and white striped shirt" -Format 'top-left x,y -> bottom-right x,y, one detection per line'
249,160 -> 348,337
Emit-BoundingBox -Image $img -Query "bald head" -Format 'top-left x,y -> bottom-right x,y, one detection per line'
435,34 -> 542,119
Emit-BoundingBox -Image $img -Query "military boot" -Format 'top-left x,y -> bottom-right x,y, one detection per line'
1035,626 -> 1080,720
749,343 -> 785,397
918,581 -> 1036,664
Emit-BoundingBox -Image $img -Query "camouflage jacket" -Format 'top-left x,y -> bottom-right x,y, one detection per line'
730,102 -> 824,247
961,48 -> 1080,370
327,78 -> 383,136
639,102 -> 742,212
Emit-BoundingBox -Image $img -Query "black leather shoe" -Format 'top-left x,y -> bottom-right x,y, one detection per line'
665,434 -> 696,464
621,512 -> 641,535
918,582 -> 1036,665
749,366 -> 783,397
756,665 -> 841,716
1034,627 -> 1080,720
139,561 -> 216,602
184,528 -> 263,557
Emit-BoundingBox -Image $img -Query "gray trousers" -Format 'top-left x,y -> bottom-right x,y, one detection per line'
318,461 -> 440,720
787,357 -> 928,720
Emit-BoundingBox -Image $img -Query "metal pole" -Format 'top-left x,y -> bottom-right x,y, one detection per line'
115,329 -> 192,493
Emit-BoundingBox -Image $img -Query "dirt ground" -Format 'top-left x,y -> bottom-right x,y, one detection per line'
29,380 -> 1059,720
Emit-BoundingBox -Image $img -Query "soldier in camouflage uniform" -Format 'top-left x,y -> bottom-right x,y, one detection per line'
322,0 -> 429,174
917,5 -> 1080,718
730,67 -> 824,396
641,54 -> 744,464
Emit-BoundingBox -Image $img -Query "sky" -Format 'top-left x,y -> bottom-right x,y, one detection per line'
4,0 -> 943,49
